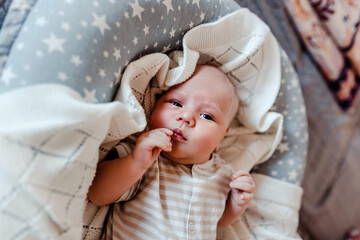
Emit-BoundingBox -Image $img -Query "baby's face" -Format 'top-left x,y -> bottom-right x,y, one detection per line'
149,65 -> 236,165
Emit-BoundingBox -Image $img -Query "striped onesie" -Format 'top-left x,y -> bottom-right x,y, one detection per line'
104,142 -> 233,240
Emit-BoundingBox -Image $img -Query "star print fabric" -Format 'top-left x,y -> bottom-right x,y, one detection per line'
0,0 -> 239,102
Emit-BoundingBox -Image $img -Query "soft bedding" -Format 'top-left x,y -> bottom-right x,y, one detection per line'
0,1 -> 307,239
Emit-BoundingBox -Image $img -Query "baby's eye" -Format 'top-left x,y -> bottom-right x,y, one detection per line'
200,113 -> 214,121
170,100 -> 182,107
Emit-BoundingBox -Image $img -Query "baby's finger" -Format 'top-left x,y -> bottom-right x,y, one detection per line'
230,180 -> 254,192
233,191 -> 253,205
149,129 -> 171,141
241,192 -> 254,202
230,170 -> 250,180
155,128 -> 173,136
145,131 -> 172,151
232,175 -> 254,185
154,137 -> 172,152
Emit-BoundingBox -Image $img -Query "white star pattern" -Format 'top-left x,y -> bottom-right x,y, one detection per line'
91,13 -> 111,35
200,11 -> 205,21
80,20 -> 88,27
83,88 -> 98,103
278,142 -> 289,153
36,50 -> 43,58
61,22 -> 71,31
129,0 -> 145,21
169,28 -> 176,38
113,48 -> 121,60
2,66 -> 16,85
162,0 -> 174,14
57,72 -> 68,82
133,36 -> 138,45
291,77 -> 299,88
99,69 -> 106,78
288,170 -> 298,181
287,158 -> 295,166
17,43 -> 24,50
103,50 -> 109,58
71,55 -> 82,66
162,44 -> 171,53
36,17 -> 47,26
192,0 -> 200,8
85,76 -> 92,83
42,33 -> 66,53
143,25 -> 149,35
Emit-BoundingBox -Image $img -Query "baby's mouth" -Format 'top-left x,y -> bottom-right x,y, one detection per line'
172,128 -> 187,142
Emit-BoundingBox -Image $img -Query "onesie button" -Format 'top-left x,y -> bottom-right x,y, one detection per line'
189,221 -> 195,232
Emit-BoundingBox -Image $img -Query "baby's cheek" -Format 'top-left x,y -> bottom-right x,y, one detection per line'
197,135 -> 218,152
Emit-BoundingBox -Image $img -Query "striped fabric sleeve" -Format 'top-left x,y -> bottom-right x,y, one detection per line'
113,140 -> 143,202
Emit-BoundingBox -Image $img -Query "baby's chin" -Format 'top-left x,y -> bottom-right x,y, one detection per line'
161,151 -> 192,165
161,151 -> 210,165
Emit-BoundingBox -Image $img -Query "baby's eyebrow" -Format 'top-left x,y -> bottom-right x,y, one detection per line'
201,103 -> 224,119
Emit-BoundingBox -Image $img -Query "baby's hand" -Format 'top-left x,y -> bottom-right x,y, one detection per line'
229,170 -> 255,207
132,128 -> 173,169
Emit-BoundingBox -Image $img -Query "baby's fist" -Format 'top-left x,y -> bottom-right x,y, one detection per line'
229,170 -> 255,207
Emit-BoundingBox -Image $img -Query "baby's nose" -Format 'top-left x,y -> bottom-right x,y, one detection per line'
177,111 -> 195,127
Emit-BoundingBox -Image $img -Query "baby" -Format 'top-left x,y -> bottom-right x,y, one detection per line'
88,65 -> 255,239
